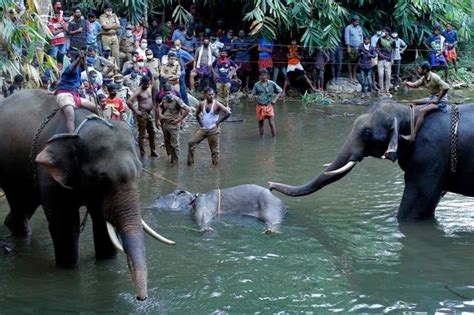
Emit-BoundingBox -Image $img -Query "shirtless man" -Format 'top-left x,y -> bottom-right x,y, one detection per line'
156,85 -> 190,166
126,76 -> 158,157
187,88 -> 231,166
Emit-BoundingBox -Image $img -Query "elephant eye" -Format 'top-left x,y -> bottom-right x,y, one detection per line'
361,128 -> 373,142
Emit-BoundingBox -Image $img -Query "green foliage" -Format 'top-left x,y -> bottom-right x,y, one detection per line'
0,0 -> 56,84
302,91 -> 335,106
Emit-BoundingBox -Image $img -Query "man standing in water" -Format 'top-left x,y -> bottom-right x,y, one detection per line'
187,88 -> 231,166
126,76 -> 158,157
251,68 -> 283,138
156,85 -> 190,166
401,62 -> 450,142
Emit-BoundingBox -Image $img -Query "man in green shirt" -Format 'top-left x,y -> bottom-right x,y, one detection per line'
401,62 -> 450,142
251,69 -> 283,138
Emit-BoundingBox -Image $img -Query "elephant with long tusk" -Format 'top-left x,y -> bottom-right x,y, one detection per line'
270,100 -> 474,221
0,90 -> 175,301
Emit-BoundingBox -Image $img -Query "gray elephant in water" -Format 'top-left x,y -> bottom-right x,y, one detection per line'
154,184 -> 287,232
269,101 -> 474,221
0,90 -> 175,300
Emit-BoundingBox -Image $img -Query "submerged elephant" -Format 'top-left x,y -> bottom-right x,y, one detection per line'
270,101 -> 474,221
0,90 -> 175,300
154,184 -> 287,232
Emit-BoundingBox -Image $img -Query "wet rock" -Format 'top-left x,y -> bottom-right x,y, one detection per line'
326,77 -> 361,95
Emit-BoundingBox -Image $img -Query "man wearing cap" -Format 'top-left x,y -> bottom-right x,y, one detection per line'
68,6 -> 88,52
251,69 -> 283,138
401,62 -> 450,142
160,51 -> 181,91
157,85 -> 190,165
127,76 -> 159,157
119,24 -> 136,67
123,65 -> 142,93
100,3 -> 120,61
113,74 -> 131,103
344,15 -> 364,81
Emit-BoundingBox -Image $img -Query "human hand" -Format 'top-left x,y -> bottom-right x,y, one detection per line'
347,47 -> 351,54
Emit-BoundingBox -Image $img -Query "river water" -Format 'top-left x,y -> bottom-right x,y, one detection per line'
1,90 -> 474,314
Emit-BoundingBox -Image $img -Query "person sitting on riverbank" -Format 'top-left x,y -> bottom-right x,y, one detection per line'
401,62 -> 450,142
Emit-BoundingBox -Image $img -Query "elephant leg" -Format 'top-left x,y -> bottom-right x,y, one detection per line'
87,203 -> 117,260
3,185 -> 39,237
41,188 -> 81,267
397,169 -> 445,221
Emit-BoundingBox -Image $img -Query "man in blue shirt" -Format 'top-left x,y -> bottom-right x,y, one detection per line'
149,35 -> 170,61
171,22 -> 186,43
212,51 -> 237,108
344,15 -> 364,81
232,30 -> 255,93
442,22 -> 459,79
55,50 -> 98,133
86,12 -> 101,49
174,40 -> 195,105
425,26 -> 449,81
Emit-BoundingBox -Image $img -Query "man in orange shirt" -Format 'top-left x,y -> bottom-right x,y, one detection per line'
104,84 -> 126,120
287,39 -> 317,92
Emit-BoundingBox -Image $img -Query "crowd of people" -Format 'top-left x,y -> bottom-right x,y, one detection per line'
1,2 -> 461,165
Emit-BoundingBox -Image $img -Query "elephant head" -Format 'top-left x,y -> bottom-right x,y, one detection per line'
35,118 -> 174,300
269,101 -> 413,196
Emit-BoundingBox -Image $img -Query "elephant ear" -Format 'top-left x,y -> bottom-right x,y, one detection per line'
35,134 -> 80,189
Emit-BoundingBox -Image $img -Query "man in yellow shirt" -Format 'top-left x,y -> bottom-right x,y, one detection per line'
401,62 -> 450,142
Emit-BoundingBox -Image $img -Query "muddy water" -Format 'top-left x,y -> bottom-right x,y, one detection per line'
1,90 -> 474,313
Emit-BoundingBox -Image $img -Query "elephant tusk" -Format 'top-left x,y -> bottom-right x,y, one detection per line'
324,161 -> 357,176
142,220 -> 176,245
106,221 -> 125,254
323,163 -> 331,167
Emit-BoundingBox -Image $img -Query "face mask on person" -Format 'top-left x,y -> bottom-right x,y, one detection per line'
376,31 -> 382,36
140,43 -> 147,49
131,72 -> 138,78
137,62 -> 144,67
146,55 -> 153,60
156,39 -> 163,45
90,77 -> 97,84
381,32 -> 386,37
391,33 -> 398,38
86,56 -> 95,64
126,30 -> 132,36
131,56 -> 137,62
175,45 -> 180,50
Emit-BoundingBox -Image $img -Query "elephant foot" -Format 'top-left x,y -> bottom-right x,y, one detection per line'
4,212 -> 31,238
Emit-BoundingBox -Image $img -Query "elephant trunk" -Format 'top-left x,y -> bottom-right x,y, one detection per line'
269,137 -> 363,197
103,184 -> 148,301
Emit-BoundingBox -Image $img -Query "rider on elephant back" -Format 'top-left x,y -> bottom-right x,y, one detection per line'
55,49 -> 98,133
401,61 -> 450,142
